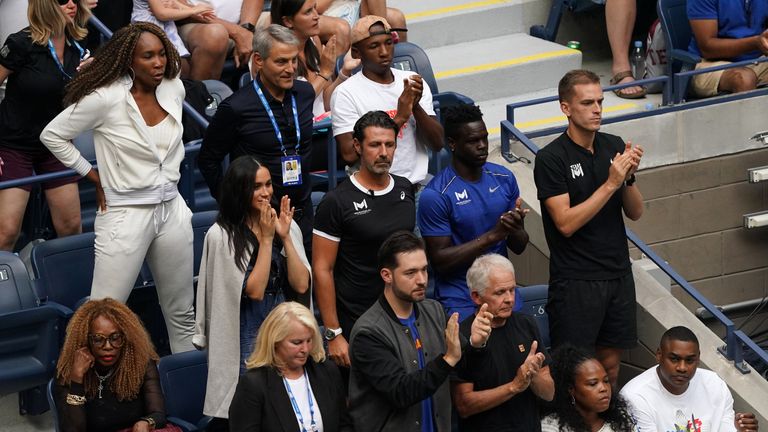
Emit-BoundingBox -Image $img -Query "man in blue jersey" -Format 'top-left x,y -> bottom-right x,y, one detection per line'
418,104 -> 529,321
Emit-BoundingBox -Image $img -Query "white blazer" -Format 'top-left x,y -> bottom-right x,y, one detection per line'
41,76 -> 186,206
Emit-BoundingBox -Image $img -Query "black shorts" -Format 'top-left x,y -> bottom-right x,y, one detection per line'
546,273 -> 637,350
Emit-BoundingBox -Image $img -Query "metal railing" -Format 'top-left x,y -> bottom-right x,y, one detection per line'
499,118 -> 768,374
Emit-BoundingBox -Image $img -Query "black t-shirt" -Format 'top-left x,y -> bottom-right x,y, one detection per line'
533,132 -> 631,280
0,29 -> 84,150
454,313 -> 551,432
198,75 -> 315,206
313,174 -> 415,332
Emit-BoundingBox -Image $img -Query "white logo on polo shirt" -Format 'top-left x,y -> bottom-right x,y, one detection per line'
570,163 -> 584,179
455,189 -> 468,201
353,199 -> 368,211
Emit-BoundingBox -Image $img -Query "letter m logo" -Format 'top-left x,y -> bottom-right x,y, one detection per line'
570,163 -> 584,179
353,199 -> 368,211
454,189 -> 468,201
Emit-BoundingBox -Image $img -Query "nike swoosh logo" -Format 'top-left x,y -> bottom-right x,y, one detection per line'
489,186 -> 500,193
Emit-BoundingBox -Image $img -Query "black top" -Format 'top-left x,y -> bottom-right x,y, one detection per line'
228,359 -> 353,432
454,313 -> 550,432
54,361 -> 166,432
198,75 -> 315,207
533,132 -> 631,280
313,174 -> 415,333
0,29 -> 82,151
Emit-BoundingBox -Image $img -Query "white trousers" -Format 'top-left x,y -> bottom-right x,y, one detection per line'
91,195 -> 195,353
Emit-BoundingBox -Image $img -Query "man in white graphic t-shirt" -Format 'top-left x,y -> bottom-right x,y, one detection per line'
330,15 -> 444,187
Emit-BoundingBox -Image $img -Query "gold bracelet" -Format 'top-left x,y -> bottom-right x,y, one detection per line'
66,394 -> 86,406
141,416 -> 156,430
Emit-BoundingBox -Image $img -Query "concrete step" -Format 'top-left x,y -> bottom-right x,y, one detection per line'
389,0 -> 550,49
427,33 -> 581,101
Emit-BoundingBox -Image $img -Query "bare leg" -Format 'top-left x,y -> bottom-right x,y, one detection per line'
595,346 -> 623,388
184,23 -> 229,80
360,1 -> 408,42
319,15 -> 351,56
718,68 -> 758,93
606,0 -> 642,96
44,183 -> 82,238
0,187 -> 30,251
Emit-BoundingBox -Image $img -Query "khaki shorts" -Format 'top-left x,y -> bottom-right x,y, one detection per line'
177,12 -> 271,54
692,58 -> 768,97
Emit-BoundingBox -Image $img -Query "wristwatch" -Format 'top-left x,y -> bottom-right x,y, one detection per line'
324,327 -> 342,341
625,174 -> 637,187
240,22 -> 256,33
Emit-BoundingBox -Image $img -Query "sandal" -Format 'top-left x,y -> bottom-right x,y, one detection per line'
610,71 -> 646,99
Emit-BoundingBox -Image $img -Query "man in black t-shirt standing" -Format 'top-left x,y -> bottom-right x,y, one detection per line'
452,254 -> 554,432
533,69 -> 644,387
313,110 -> 416,370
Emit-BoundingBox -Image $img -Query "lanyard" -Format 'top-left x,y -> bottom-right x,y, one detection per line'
282,371 -> 317,432
47,38 -> 85,80
253,78 -> 301,156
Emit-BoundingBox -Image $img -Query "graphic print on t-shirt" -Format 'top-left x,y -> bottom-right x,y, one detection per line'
669,410 -> 702,432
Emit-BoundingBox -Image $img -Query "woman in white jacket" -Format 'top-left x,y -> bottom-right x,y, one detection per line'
41,22 -> 195,353
194,155 -> 310,431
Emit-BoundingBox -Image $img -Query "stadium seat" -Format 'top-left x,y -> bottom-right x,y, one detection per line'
517,284 -> 551,349
202,80 -> 233,117
0,252 -> 62,414
658,0 -> 701,103
74,131 -> 98,233
158,350 -> 212,432
530,0 -> 605,41
31,232 -> 96,313
46,379 -> 60,431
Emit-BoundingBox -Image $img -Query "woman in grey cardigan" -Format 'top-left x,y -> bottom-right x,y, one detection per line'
194,156 -> 311,432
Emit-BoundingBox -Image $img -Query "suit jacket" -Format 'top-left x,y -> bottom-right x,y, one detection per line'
228,359 -> 353,432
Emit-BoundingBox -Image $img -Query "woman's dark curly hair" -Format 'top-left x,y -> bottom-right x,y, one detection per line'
64,22 -> 181,106
546,345 -> 636,431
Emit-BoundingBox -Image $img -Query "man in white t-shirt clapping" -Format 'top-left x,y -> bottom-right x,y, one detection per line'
330,15 -> 444,188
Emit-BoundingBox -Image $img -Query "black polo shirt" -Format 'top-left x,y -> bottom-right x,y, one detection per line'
533,131 -> 630,280
198,74 -> 314,207
0,29 -> 82,151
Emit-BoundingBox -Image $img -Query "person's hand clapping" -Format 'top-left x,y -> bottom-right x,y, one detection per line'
256,201 -> 276,240
443,312 -> 462,366
469,303 -> 494,348
274,195 -> 294,240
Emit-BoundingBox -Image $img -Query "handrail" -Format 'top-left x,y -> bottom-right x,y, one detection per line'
506,75 -> 671,124
672,56 -> 768,104
500,119 -> 768,373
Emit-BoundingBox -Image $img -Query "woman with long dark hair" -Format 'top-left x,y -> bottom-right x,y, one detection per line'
41,22 -> 196,353
541,345 -> 637,432
271,0 -> 339,114
194,155 -> 310,431
0,0 -> 91,251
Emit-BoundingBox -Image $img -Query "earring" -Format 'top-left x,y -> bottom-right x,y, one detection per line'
570,394 -> 575,405
128,67 -> 136,81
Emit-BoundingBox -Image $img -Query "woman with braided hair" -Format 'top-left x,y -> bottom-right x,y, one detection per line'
0,0 -> 92,251
42,22 -> 196,353
54,298 -> 179,431
541,345 -> 637,432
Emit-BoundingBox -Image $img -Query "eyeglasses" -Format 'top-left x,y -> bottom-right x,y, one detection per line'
88,332 -> 124,348
57,0 -> 73,6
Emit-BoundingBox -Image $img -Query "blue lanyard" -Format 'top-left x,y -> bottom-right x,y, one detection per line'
253,78 -> 301,156
47,38 -> 85,80
282,371 -> 317,432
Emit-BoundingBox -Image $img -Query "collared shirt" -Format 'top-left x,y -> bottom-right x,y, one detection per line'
198,74 -> 315,206
0,29 -> 82,150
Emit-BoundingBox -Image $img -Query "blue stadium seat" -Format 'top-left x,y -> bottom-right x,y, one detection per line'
517,284 -> 551,349
0,252 -> 63,414
31,232 -> 96,313
158,350 -> 212,432
658,0 -> 701,103
530,0 -> 605,41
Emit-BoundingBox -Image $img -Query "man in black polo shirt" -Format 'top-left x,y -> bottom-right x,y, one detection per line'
198,25 -> 314,249
313,111 -> 415,370
533,69 -> 644,387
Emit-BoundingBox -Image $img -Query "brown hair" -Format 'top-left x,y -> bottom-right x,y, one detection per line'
64,22 -> 181,106
28,0 -> 90,45
56,298 -> 159,401
558,69 -> 600,102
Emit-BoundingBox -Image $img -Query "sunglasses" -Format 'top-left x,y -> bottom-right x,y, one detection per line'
57,0 -> 73,5
88,332 -> 124,348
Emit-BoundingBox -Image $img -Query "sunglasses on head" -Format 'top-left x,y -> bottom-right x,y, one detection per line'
88,332 -> 124,348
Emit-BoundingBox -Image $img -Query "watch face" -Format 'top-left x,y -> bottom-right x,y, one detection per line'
324,328 -> 335,340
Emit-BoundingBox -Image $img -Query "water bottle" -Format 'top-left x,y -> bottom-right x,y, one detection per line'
631,40 -> 645,80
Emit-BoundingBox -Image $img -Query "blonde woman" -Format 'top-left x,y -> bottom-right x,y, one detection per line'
0,0 -> 91,251
229,302 -> 353,432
